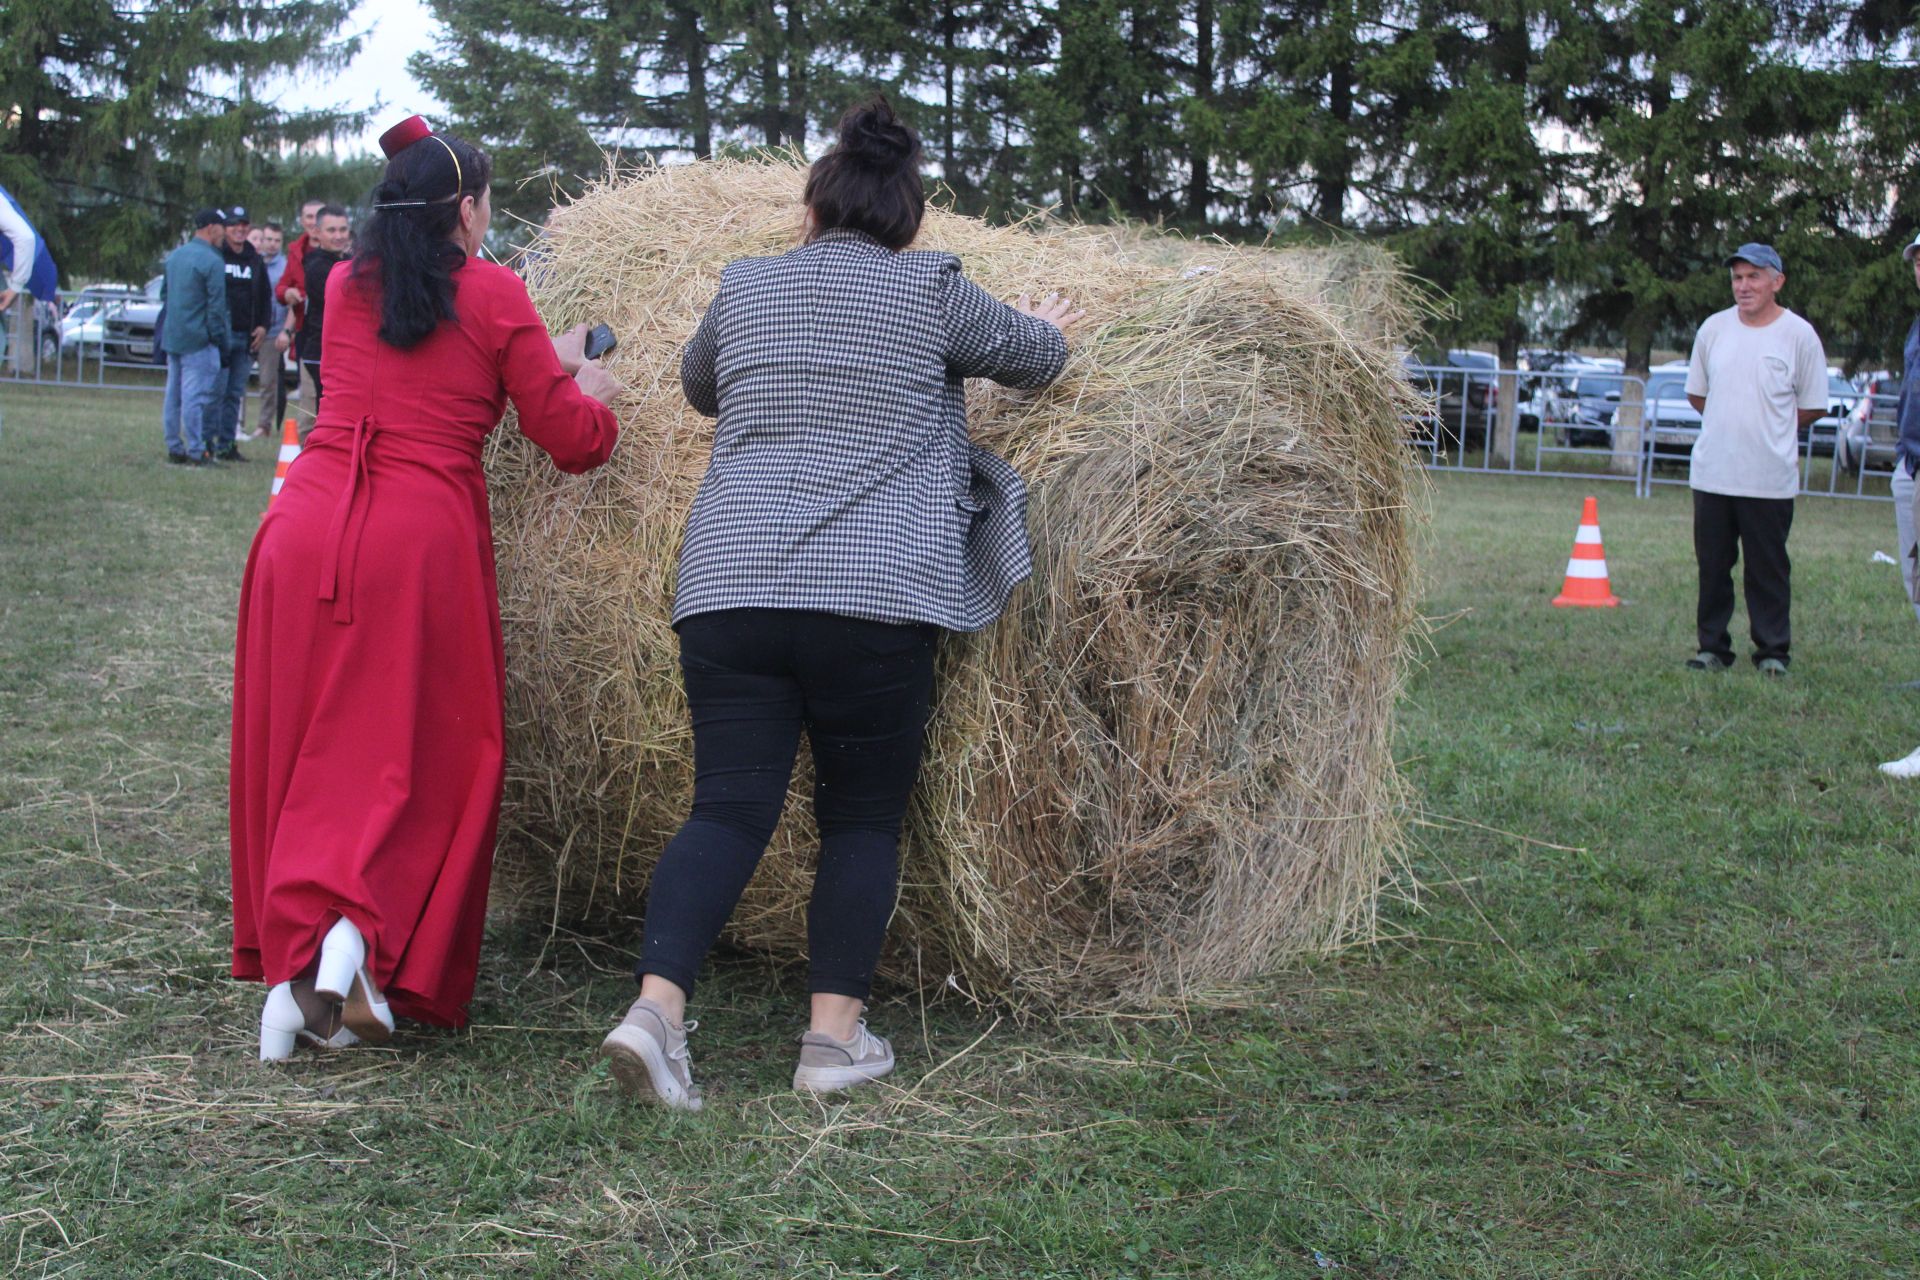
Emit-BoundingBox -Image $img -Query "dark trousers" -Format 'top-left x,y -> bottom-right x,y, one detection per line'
1693,489 -> 1794,665
636,609 -> 939,1000
302,359 -> 323,418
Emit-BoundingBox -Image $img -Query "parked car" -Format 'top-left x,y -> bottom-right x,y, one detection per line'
1641,372 -> 1706,462
1837,375 -> 1902,476
0,298 -> 63,368
1403,349 -> 1539,447
1803,373 -> 1860,458
100,276 -> 164,363
60,289 -> 143,356
1519,348 -> 1579,374
1546,368 -> 1637,448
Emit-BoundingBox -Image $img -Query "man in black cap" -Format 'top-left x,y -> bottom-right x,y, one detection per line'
213,206 -> 271,461
160,209 -> 230,466
1682,243 -> 1829,677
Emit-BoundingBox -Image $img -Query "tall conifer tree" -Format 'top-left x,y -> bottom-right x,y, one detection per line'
0,0 -> 363,281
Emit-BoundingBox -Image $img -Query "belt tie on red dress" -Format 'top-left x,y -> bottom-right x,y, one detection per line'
313,415 -> 484,625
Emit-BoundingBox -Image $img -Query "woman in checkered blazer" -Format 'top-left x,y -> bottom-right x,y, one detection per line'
601,96 -> 1083,1109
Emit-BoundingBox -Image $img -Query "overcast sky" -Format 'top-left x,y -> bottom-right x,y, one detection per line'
293,0 -> 446,154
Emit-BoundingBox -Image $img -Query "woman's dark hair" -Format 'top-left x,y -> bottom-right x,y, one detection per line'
351,132 -> 493,350
803,95 -> 924,251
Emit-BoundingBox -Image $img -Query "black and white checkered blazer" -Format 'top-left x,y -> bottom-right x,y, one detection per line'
673,227 -> 1069,632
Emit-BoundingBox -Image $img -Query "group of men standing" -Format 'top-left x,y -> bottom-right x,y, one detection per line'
160,199 -> 351,466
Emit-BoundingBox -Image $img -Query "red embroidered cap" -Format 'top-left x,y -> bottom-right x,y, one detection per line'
379,115 -> 434,158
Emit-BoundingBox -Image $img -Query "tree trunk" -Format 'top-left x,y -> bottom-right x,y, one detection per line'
675,3 -> 712,159
1185,0 -> 1212,223
942,4 -> 961,197
1123,6 -> 1154,214
784,0 -> 808,152
1491,331 -> 1521,470
1314,56 -> 1353,227
1611,61 -> 1669,479
1612,321 -> 1654,478
757,0 -> 784,147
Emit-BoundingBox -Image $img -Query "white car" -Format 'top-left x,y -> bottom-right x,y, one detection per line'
1805,373 -> 1858,457
1637,372 -> 1705,460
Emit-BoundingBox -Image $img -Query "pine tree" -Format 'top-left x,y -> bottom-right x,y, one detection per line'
0,0 -> 364,281
1544,1 -> 1861,466
1389,0 -> 1571,464
1219,0 -> 1401,231
411,0 -> 721,204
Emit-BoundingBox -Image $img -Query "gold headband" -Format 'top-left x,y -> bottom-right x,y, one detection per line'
427,135 -> 463,195
370,135 -> 467,211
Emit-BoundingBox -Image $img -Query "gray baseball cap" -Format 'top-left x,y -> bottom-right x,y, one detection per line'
1724,242 -> 1783,273
1902,232 -> 1920,262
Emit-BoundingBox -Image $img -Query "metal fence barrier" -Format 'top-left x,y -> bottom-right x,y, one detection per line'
5,317 -> 1903,505
2,288 -> 173,391
1403,363 -> 1896,502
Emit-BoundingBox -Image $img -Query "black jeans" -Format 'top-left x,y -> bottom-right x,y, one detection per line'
636,609 -> 939,1000
302,359 -> 323,417
1694,489 -> 1794,665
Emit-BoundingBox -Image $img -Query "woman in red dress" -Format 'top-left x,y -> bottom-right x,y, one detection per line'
231,117 -> 621,1058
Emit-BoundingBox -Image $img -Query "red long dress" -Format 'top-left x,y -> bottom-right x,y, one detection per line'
229,256 -> 617,1026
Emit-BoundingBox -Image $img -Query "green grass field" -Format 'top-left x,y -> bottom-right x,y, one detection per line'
1,384 -> 1915,1278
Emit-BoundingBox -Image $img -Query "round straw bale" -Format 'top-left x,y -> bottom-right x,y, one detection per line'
485,157 -> 1423,1005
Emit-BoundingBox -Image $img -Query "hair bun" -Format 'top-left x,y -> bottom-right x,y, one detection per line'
838,96 -> 917,169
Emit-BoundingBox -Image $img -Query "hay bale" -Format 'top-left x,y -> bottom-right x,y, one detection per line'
485,158 -> 1422,1004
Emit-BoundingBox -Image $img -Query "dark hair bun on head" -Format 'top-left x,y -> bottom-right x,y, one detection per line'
840,98 -> 917,169
804,94 -> 925,251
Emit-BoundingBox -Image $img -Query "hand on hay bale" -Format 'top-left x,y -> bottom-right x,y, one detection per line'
485,157 -> 1424,1007
1013,293 -> 1087,333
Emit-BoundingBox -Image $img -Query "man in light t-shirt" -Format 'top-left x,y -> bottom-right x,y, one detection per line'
1682,242 -> 1828,677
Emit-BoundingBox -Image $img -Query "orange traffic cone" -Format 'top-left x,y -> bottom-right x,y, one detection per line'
1552,495 -> 1620,608
267,418 -> 301,505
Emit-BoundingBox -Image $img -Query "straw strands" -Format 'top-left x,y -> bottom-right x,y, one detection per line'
485,157 -> 1423,1005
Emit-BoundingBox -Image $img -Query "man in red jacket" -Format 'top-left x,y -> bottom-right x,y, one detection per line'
275,199 -> 326,419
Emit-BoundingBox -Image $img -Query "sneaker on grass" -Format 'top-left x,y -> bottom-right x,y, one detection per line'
1685,652 -> 1731,672
793,1021 -> 895,1094
601,995 -> 702,1112
1879,745 -> 1920,778
1757,657 -> 1789,678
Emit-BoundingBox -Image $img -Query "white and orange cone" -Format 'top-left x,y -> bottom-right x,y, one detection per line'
267,418 -> 300,506
1552,495 -> 1620,608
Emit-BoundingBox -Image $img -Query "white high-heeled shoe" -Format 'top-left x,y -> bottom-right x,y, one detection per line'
260,980 -> 362,1060
315,917 -> 394,1043
260,982 -> 306,1061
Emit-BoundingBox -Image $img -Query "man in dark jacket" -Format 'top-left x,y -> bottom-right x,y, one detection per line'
160,209 -> 229,466
276,199 -> 325,417
212,206 -> 271,461
297,205 -> 351,414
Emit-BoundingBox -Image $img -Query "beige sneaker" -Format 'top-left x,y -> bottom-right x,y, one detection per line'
601,996 -> 703,1111
793,1021 -> 895,1093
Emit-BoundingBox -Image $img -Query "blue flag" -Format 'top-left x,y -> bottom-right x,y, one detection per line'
0,184 -> 60,299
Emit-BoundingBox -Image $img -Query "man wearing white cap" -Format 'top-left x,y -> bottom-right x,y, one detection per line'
1682,242 -> 1829,677
1878,234 -> 1920,777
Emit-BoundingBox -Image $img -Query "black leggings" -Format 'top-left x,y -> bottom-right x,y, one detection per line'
636,609 -> 939,1000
